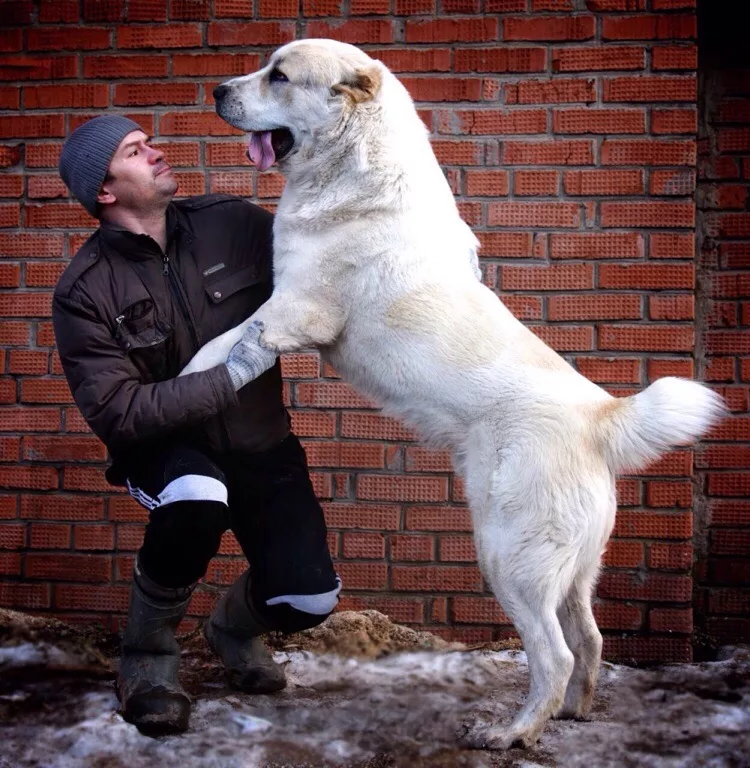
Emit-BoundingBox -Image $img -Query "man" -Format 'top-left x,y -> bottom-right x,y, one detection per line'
53,115 -> 341,735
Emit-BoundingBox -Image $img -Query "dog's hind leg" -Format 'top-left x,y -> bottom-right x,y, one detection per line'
460,562 -> 574,750
554,567 -> 602,720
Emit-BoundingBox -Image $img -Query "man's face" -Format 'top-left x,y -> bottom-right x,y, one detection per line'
97,130 -> 177,217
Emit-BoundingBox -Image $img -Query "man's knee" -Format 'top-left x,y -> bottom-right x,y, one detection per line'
258,576 -> 342,633
138,473 -> 231,589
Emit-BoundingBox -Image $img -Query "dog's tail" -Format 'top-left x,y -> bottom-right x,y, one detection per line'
596,377 -> 726,473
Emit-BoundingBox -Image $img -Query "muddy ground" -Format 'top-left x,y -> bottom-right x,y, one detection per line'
0,608 -> 748,768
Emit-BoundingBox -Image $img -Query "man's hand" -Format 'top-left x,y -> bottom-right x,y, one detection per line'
225,321 -> 277,391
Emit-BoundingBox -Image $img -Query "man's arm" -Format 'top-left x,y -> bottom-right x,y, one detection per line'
53,289 -> 239,453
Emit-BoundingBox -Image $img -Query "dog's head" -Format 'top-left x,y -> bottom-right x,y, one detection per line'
213,39 -> 384,173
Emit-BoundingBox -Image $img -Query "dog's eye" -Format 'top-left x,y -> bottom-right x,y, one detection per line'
269,68 -> 288,84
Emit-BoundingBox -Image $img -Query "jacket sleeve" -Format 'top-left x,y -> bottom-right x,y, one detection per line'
52,288 -> 239,454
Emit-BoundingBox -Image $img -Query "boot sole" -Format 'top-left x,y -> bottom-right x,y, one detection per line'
123,692 -> 191,736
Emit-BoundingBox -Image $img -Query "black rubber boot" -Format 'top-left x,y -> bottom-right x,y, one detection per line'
117,559 -> 195,735
203,569 -> 286,694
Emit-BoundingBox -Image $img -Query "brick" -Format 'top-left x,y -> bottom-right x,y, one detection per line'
505,78 -> 596,105
549,294 -> 641,321
405,506 -> 472,532
564,170 -> 644,195
22,436 -> 106,462
452,596 -> 509,624
62,466 -> 114,493
0,466 -> 57,490
0,582 -> 50,609
117,23 -> 201,49
297,382 -> 375,409
652,108 -> 697,135
648,295 -> 694,321
114,83 -> 198,106
598,572 -> 691,602
401,78 -> 482,103
529,324 -> 594,351
650,233 -> 694,259
438,535 -> 476,562
476,232 -> 534,258
708,473 -> 750,497
29,522 -> 70,549
54,584 -> 129,612
599,325 -> 694,351
323,503 -> 401,531
601,201 -> 694,228
392,565 -> 482,592
614,510 -> 692,539
602,139 -> 695,166
404,18 -> 497,43
603,75 -> 696,103
301,0 -> 344,15
26,553 -> 111,582
356,475 -> 448,503
552,46 -> 645,72
456,109 -> 546,135
554,108 -> 645,135
598,264 -> 693,290
602,540 -> 644,568
454,48 -> 546,74
391,534 -> 435,562
576,357 -> 641,383
0,146 -> 22,168
503,15 -> 595,41
306,20 -> 395,44
24,84 -> 109,110
489,202 -> 581,229
649,607 -> 692,633
207,21 -> 294,46
27,27 -> 110,51
594,602 -> 643,631
649,542 -> 693,570
602,14 -> 696,41
340,413 -> 416,441
334,562 -> 388,590
503,263 -> 593,291
431,140 -> 483,165
514,170 -> 558,196
342,531 -> 386,559
0,523 -> 25,549
160,112 -> 243,137
466,170 -> 510,196
170,0 -> 211,19
0,114 -> 65,139
652,45 -> 697,71
503,140 -> 593,165
369,48 -> 451,73
550,232 -> 644,259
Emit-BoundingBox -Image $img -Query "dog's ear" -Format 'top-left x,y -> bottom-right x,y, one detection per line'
332,65 -> 382,104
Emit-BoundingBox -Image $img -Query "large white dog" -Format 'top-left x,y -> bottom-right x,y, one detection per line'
182,39 -> 725,749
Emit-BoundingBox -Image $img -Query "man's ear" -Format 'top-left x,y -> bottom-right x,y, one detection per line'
97,182 -> 116,207
332,65 -> 382,104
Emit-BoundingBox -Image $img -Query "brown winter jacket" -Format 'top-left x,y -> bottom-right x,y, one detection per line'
52,194 -> 290,480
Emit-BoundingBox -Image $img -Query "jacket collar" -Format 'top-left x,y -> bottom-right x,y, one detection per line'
99,204 -> 182,261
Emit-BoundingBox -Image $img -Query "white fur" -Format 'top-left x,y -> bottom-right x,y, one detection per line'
182,40 -> 727,750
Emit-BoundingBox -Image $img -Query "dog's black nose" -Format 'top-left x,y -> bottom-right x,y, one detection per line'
213,84 -> 229,101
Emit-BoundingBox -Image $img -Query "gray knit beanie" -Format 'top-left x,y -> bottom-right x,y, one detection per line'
58,115 -> 142,217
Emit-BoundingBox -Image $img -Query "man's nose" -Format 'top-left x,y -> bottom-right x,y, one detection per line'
213,84 -> 230,101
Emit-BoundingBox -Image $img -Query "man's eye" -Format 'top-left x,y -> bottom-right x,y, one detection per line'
269,68 -> 288,83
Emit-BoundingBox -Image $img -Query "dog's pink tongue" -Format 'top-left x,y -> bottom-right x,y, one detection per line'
248,131 -> 275,172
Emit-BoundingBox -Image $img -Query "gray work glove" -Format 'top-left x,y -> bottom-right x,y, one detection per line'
225,320 -> 277,391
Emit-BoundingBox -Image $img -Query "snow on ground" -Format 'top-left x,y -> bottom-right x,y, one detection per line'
1,608 -> 748,768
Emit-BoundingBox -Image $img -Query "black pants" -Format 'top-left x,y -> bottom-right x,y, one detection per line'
123,433 -> 340,633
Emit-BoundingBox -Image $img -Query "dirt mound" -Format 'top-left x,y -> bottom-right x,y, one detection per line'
266,610 -> 466,658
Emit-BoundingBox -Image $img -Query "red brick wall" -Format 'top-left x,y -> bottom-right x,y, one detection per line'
0,0 -> 729,663
693,17 -> 750,653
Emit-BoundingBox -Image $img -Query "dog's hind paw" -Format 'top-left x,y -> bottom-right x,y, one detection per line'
457,720 -> 532,751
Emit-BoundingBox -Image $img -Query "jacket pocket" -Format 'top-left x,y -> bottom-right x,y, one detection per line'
114,300 -> 173,383
203,264 -> 262,305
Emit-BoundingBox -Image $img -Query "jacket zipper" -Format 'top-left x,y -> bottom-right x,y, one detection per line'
163,250 -> 200,354
163,247 -> 232,452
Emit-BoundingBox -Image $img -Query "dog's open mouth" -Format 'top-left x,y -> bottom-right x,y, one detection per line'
247,128 -> 294,172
